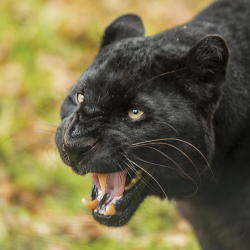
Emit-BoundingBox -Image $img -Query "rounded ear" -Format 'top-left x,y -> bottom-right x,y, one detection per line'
186,35 -> 229,82
100,14 -> 144,49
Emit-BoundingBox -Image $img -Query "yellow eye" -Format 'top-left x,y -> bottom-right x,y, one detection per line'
128,109 -> 144,120
76,93 -> 84,104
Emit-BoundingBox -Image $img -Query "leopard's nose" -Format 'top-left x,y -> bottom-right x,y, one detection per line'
63,114 -> 99,153
63,129 -> 97,153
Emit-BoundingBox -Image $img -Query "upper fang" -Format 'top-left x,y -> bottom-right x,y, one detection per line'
97,173 -> 108,192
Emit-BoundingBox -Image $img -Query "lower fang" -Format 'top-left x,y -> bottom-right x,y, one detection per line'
82,198 -> 99,210
105,203 -> 116,216
125,176 -> 140,191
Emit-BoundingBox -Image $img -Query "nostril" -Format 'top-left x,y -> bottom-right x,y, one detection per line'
70,124 -> 82,138
71,127 -> 81,138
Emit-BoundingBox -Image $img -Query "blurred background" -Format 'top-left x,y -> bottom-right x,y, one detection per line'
0,0 -> 213,249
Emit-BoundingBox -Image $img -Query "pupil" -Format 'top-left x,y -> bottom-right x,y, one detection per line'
133,109 -> 138,114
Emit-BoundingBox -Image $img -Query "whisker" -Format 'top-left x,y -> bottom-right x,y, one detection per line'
165,138 -> 210,167
130,137 -> 212,177
140,145 -> 194,182
157,121 -> 178,134
133,142 -> 200,179
122,154 -> 163,196
118,160 -> 135,186
167,138 -> 213,179
133,154 -> 199,198
123,154 -> 148,183
126,157 -> 168,199
115,159 -> 125,172
134,156 -> 174,170
122,161 -> 150,196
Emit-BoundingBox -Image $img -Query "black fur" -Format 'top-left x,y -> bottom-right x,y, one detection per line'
55,0 -> 250,249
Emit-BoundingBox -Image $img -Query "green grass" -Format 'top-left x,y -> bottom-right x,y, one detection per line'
0,0 -> 214,249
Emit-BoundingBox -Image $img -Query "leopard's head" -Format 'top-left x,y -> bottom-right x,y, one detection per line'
55,14 -> 229,226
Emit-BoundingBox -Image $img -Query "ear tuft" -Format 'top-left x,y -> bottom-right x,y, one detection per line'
187,35 -> 229,81
100,14 -> 144,49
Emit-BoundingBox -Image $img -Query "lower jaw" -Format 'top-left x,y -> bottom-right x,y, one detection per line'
91,180 -> 148,226
92,205 -> 136,226
92,195 -> 146,227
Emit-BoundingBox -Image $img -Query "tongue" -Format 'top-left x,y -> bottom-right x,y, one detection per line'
92,171 -> 127,197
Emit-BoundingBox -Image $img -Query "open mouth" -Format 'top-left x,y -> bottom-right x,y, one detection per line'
82,168 -> 148,226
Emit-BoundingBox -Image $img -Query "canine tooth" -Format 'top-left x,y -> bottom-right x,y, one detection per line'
125,182 -> 134,191
132,177 -> 139,184
82,198 -> 99,210
125,177 -> 139,191
136,169 -> 143,175
97,174 -> 108,192
105,204 -> 116,216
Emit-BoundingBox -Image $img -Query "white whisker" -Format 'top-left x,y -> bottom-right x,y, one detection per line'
126,157 -> 168,199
